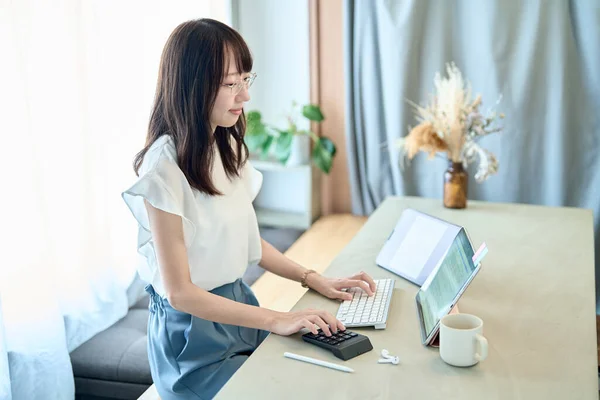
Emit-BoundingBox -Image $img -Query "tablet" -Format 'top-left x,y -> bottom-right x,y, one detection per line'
415,227 -> 482,346
376,208 -> 462,286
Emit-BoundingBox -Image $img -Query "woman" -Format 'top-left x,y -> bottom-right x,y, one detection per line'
122,18 -> 376,399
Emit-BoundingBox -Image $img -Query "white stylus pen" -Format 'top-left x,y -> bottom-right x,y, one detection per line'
283,352 -> 354,373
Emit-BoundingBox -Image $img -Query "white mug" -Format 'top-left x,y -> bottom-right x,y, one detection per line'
439,313 -> 488,367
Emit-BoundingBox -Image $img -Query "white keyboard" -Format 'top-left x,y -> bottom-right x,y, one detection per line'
336,278 -> 395,330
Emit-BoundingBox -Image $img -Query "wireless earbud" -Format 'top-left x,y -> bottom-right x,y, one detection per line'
378,349 -> 400,365
377,356 -> 400,365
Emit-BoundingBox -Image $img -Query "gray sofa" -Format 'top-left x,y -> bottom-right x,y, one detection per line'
70,293 -> 153,400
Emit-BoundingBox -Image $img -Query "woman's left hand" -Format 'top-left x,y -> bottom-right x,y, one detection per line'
306,271 -> 377,301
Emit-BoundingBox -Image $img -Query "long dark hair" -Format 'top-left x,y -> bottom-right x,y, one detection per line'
133,18 -> 251,196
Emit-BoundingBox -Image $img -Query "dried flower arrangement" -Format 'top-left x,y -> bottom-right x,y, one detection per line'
397,62 -> 504,183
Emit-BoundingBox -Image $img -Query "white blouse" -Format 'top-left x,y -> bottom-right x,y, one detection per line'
122,135 -> 263,297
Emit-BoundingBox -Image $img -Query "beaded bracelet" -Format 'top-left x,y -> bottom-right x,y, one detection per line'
300,269 -> 318,288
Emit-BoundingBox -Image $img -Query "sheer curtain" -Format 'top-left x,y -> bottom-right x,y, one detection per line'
0,1 -> 230,398
0,297 -> 10,400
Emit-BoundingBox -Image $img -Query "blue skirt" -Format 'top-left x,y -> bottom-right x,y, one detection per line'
145,279 -> 270,399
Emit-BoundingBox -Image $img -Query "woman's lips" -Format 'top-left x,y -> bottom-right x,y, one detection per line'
229,109 -> 242,115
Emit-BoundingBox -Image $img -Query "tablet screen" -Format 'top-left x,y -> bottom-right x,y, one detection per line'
416,228 -> 477,339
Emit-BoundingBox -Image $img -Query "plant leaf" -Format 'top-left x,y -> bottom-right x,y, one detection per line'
274,131 -> 293,164
319,136 -> 337,157
246,110 -> 264,135
245,110 -> 274,154
244,131 -> 268,153
302,104 -> 325,122
312,137 -> 336,173
260,135 -> 274,159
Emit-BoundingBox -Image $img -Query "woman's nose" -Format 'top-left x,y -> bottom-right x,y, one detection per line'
236,86 -> 251,102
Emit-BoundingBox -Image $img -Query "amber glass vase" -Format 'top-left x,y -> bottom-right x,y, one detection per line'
443,161 -> 468,209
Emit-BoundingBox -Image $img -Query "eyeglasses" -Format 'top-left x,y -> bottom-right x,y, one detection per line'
221,72 -> 257,95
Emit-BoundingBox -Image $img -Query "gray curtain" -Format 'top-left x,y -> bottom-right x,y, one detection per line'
344,0 -> 600,307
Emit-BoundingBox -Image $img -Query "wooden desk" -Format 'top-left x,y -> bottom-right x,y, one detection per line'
216,196 -> 598,399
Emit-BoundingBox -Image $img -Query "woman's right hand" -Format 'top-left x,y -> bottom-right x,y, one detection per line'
268,308 -> 346,337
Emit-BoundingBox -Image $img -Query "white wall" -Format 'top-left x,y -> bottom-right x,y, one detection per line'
235,0 -> 311,131
234,0 -> 313,218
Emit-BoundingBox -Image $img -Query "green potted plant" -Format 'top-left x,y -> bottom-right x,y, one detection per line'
244,103 -> 337,174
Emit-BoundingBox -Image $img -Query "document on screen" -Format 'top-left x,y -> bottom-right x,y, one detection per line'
388,215 -> 448,280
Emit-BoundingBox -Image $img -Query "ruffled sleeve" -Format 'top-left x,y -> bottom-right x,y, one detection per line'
242,160 -> 263,201
121,156 -> 197,255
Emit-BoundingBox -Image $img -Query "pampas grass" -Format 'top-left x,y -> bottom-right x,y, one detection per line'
398,62 -> 504,183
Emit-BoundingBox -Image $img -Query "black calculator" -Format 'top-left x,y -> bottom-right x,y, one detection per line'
301,328 -> 373,361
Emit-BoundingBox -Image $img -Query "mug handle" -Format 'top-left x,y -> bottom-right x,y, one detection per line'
474,334 -> 488,362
